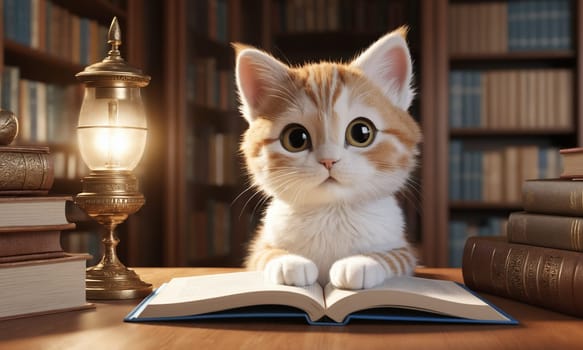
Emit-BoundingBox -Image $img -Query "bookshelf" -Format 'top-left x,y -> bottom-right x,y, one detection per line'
0,0 -> 150,265
424,0 -> 583,267
162,0 -> 252,266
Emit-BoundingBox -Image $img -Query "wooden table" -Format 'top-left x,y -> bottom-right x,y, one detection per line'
1,268 -> 583,349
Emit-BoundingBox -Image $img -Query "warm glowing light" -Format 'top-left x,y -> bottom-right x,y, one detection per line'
77,87 -> 147,171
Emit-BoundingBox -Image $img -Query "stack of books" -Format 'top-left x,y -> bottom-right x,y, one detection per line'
0,144 -> 92,321
462,148 -> 583,318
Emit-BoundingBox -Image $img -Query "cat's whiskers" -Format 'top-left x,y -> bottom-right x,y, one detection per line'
231,182 -> 258,208
401,177 -> 423,216
265,172 -> 310,207
234,185 -> 263,220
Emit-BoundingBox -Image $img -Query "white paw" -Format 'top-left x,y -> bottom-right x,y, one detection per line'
264,255 -> 319,286
330,255 -> 388,290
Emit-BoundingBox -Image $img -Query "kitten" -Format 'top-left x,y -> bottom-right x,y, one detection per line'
234,27 -> 420,290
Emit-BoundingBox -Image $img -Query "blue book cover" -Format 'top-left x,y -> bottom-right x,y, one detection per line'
3,0 -> 16,41
124,271 -> 518,326
557,0 -> 571,49
15,0 -> 31,46
79,19 -> 90,65
448,71 -> 463,129
508,0 -> 526,51
471,72 -> 481,128
462,150 -> 473,200
524,1 -> 536,50
532,0 -> 544,50
449,140 -> 463,201
538,147 -> 548,179
448,221 -> 466,267
461,71 -> 472,128
507,0 -> 518,50
541,0 -> 553,49
472,150 -> 483,201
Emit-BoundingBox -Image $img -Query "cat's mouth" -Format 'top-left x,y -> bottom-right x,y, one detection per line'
322,176 -> 339,185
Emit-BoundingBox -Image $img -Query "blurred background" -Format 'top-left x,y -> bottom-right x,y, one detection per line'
2,0 -> 577,268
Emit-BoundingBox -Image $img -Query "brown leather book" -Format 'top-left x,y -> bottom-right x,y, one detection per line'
462,236 -> 583,317
0,224 -> 75,262
522,179 -> 583,216
507,211 -> 583,252
0,145 -> 54,194
559,147 -> 583,179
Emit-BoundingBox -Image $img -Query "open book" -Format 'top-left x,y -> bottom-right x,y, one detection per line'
125,271 -> 517,325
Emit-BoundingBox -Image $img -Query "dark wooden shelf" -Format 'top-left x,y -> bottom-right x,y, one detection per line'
51,0 -> 127,26
189,183 -> 240,205
274,31 -> 419,63
190,34 -> 233,67
450,50 -> 576,70
450,201 -> 523,212
188,104 -> 242,132
450,127 -> 575,137
3,40 -> 84,84
450,50 -> 575,63
274,32 -> 362,62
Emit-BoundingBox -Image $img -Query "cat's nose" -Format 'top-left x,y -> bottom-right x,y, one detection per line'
319,159 -> 338,170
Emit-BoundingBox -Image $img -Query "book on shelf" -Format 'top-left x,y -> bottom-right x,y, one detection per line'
462,236 -> 583,318
522,179 -> 583,216
448,218 -> 507,267
0,223 -> 75,263
0,195 -> 72,231
448,143 -> 561,203
2,66 -> 84,147
3,0 -> 109,65
125,271 -> 517,325
0,145 -> 54,195
449,0 -> 571,54
558,147 -> 583,179
507,211 -> 583,252
0,253 -> 93,321
448,69 -> 572,130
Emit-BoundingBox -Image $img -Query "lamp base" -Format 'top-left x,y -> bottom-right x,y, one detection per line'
86,264 -> 152,300
75,170 -> 152,300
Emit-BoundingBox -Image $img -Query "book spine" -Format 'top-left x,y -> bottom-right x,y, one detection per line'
522,180 -> 583,216
462,236 -> 583,317
0,230 -> 63,257
0,151 -> 54,192
507,211 -> 583,252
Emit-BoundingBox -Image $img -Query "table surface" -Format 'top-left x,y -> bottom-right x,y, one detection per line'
1,267 -> 583,350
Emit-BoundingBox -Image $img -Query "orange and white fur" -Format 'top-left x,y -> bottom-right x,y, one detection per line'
235,27 -> 420,290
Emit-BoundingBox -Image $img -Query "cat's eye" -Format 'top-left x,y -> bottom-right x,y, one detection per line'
280,124 -> 311,152
346,118 -> 376,147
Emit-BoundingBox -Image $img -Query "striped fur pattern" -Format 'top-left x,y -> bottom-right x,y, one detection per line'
235,27 -> 421,289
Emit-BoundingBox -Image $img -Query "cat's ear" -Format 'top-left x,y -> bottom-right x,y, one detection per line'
234,43 -> 290,122
350,27 -> 414,110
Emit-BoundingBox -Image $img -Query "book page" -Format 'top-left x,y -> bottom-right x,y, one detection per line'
324,276 -> 510,323
138,271 -> 326,321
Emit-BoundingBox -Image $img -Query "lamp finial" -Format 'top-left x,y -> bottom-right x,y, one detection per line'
107,17 -> 122,57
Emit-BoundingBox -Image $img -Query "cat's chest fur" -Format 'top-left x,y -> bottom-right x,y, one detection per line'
262,195 -> 407,281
